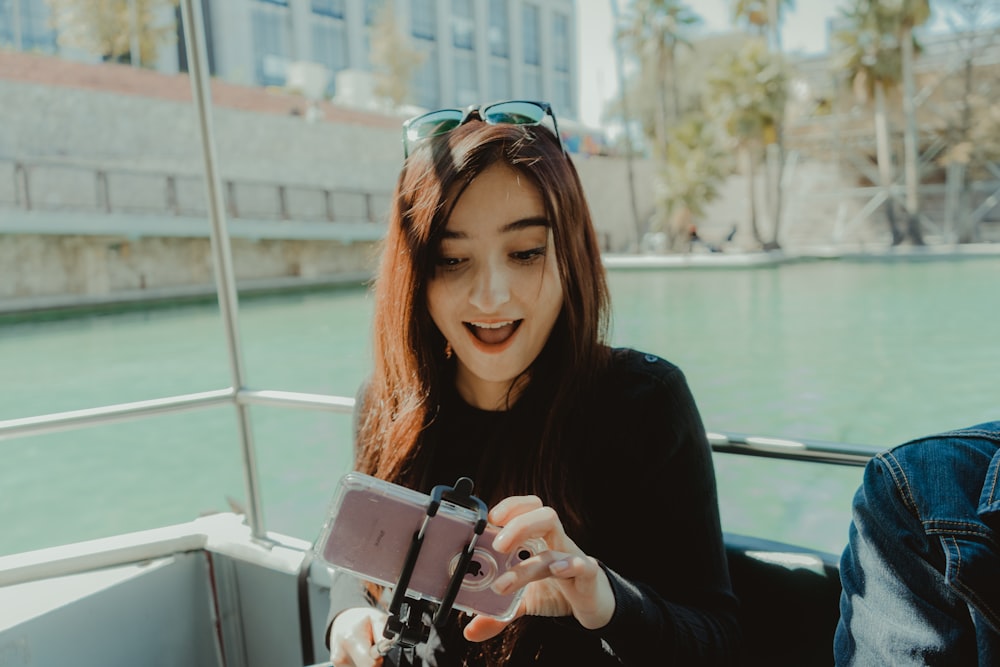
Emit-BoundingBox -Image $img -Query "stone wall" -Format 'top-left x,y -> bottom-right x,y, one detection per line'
0,52 -> 879,311
0,54 -> 664,311
0,234 -> 376,308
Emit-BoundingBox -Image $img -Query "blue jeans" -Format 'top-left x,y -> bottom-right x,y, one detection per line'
835,421 -> 1000,665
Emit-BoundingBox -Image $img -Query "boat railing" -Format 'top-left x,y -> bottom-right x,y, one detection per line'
0,386 -> 882,543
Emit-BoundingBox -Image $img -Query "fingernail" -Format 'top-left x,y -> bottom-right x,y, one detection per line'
549,559 -> 569,574
492,572 -> 515,594
492,532 -> 508,550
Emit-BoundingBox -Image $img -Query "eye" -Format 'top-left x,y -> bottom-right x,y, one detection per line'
510,246 -> 546,263
435,256 -> 465,271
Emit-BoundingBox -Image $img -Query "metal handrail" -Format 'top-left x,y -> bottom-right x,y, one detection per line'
0,389 -> 878,467
707,432 -> 880,467
0,389 -> 356,442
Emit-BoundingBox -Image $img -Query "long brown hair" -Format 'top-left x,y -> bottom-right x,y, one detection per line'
355,119 -> 610,528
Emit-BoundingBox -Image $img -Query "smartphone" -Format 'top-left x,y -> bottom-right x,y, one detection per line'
315,472 -> 543,620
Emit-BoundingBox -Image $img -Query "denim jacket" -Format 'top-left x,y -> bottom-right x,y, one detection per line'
835,421 -> 1000,666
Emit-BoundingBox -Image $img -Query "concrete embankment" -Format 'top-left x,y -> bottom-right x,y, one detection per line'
0,54 -> 663,313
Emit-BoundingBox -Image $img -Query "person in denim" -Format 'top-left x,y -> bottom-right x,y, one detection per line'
835,421 -> 1000,665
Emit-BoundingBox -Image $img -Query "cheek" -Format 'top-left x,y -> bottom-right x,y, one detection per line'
539,262 -> 564,321
426,280 -> 457,332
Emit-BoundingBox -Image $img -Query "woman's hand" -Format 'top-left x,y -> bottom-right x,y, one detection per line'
463,495 -> 616,642
329,607 -> 388,667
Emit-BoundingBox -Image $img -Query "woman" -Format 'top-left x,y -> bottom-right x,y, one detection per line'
327,101 -> 739,666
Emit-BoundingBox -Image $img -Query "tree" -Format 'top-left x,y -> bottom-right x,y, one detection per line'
832,0 -> 918,244
730,0 -> 794,51
730,0 -> 794,250
616,0 -> 702,158
369,1 -> 425,110
898,0 -> 932,245
46,0 -> 178,65
934,0 -> 1000,242
609,0 -> 644,251
706,37 -> 789,249
654,114 -> 733,251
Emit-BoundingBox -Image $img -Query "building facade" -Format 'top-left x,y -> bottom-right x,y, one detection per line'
0,0 -> 57,54
1,0 -> 579,120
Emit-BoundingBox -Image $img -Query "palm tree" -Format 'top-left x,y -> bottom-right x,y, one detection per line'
616,0 -> 702,157
730,0 -> 795,51
897,0 -> 931,245
609,0 -> 644,251
730,0 -> 794,249
706,38 -> 788,249
657,115 -> 733,251
833,0 -> 910,244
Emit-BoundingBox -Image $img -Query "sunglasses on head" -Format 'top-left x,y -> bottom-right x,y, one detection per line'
401,100 -> 565,158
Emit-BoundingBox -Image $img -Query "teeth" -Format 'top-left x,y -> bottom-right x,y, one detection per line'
469,321 -> 513,329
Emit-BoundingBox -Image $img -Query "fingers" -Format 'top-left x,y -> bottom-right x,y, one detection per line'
492,505 -> 563,553
479,497 -> 615,633
491,550 -> 595,596
463,614 -> 516,642
488,495 -> 543,526
329,608 -> 386,667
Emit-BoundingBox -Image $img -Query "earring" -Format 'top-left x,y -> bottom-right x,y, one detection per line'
445,341 -> 453,359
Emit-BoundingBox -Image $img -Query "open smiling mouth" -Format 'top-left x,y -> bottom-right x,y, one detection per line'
464,320 -> 523,345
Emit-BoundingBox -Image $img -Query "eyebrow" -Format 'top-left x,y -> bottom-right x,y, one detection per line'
440,216 -> 550,239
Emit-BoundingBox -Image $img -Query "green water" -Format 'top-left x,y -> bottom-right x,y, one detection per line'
2,257 -> 998,557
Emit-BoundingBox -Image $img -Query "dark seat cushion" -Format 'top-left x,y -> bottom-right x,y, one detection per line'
724,533 -> 842,667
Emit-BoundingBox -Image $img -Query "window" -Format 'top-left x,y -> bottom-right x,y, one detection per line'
487,0 -> 508,57
522,3 -> 540,66
411,0 -> 436,41
362,0 -> 386,71
454,52 -> 477,106
489,60 -> 510,101
364,0 -> 382,25
553,72 -> 572,117
311,0 -> 344,18
0,0 -> 56,52
451,0 -> 474,50
252,4 -> 290,86
0,0 -> 11,47
523,66 -> 542,100
312,21 -> 347,95
412,44 -> 440,110
552,11 -> 570,73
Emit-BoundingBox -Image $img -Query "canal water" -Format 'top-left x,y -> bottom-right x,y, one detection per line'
2,255 -> 998,557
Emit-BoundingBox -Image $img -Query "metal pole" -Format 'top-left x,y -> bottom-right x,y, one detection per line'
179,0 -> 266,539
129,0 -> 141,67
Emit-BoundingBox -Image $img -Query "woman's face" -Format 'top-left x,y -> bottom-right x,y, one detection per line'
427,162 -> 564,410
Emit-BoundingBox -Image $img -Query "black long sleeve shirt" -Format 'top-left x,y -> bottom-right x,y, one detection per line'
327,348 -> 740,665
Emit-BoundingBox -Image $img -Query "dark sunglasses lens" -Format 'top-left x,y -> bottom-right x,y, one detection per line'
482,102 -> 546,126
406,110 -> 464,142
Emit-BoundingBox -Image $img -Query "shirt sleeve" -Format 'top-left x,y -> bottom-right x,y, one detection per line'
582,353 -> 741,664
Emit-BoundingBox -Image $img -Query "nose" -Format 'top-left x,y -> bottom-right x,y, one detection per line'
468,259 -> 510,312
